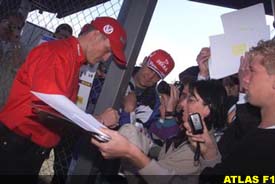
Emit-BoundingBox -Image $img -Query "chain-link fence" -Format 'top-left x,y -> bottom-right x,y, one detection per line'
21,0 -> 123,58
0,0 -> 123,183
26,0 -> 123,41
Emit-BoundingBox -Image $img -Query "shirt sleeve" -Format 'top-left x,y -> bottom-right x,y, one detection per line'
197,73 -> 209,81
30,44 -> 73,95
199,151 -> 221,171
139,159 -> 176,175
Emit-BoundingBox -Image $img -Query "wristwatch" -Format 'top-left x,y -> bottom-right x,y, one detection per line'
165,111 -> 176,116
165,111 -> 176,119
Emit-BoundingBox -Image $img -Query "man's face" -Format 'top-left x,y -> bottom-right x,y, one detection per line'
134,65 -> 161,88
86,32 -> 112,65
245,54 -> 274,107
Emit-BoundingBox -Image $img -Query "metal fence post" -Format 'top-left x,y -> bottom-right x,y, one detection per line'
68,0 -> 158,183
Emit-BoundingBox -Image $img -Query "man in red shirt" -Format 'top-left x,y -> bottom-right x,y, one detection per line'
0,16 -> 127,179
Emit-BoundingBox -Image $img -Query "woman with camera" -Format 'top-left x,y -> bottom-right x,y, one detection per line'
91,80 -> 228,183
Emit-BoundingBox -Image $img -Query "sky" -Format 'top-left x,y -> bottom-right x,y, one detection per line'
136,0 -> 274,83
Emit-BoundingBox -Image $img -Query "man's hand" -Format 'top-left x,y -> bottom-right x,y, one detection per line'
97,108 -> 119,128
162,85 -> 179,111
166,85 -> 180,112
123,92 -> 137,113
197,47 -> 210,78
159,85 -> 179,118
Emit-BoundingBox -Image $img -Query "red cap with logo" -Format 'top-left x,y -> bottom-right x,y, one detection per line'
146,49 -> 175,79
91,17 -> 127,67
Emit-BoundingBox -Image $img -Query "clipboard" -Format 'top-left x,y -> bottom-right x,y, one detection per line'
31,92 -> 111,143
32,103 -> 73,123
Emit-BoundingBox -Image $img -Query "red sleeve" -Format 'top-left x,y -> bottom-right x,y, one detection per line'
30,44 -> 73,96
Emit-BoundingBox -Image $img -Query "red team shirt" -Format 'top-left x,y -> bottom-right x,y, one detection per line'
0,37 -> 86,148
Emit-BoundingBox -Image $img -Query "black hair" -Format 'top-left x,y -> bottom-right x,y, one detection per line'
189,79 -> 228,131
178,66 -> 199,81
166,79 -> 228,151
55,23 -> 73,35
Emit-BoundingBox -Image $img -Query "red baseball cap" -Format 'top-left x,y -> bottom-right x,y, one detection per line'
146,49 -> 175,79
91,17 -> 127,67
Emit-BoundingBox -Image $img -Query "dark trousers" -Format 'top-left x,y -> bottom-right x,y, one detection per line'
51,128 -> 81,184
0,122 -> 50,183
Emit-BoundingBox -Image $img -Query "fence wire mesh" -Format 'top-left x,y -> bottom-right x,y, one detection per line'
26,0 -> 123,37
0,0 -> 123,183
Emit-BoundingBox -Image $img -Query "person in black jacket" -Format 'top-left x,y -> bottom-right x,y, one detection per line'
185,40 -> 275,182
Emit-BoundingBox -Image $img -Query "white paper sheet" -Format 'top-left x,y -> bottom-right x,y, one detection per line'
209,26 -> 270,79
31,91 -> 109,139
221,3 -> 267,34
